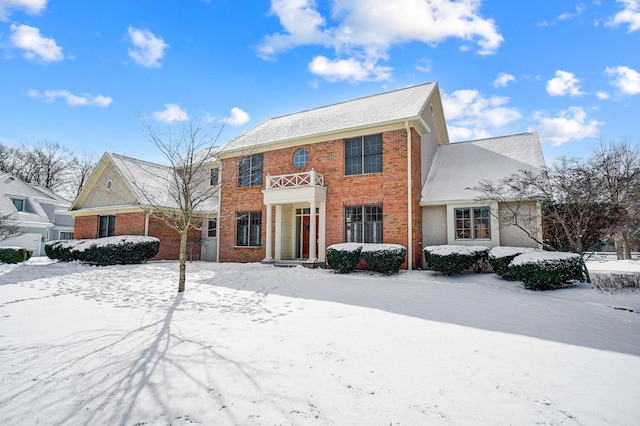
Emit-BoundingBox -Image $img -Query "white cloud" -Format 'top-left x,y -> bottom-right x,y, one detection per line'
442,89 -> 521,141
606,0 -> 640,32
127,27 -> 169,68
546,70 -> 585,97
533,107 -> 603,146
558,3 -> 586,20
27,89 -> 113,107
258,0 -> 503,82
415,57 -> 431,73
153,104 -> 188,123
10,24 -> 63,63
0,0 -> 47,20
493,72 -> 516,87
308,55 -> 392,82
223,107 -> 250,127
605,65 -> 640,95
596,91 -> 610,100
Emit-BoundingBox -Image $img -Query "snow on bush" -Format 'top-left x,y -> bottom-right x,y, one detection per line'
423,245 -> 490,276
327,243 -> 406,274
509,251 -> 589,291
488,246 -> 539,280
45,235 -> 160,265
591,272 -> 640,293
0,247 -> 33,264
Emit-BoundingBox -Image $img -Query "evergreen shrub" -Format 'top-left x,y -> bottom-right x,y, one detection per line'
509,252 -> 588,290
326,243 -> 362,273
423,245 -> 490,276
360,244 -> 407,274
488,246 -> 539,280
0,247 -> 33,263
45,236 -> 160,265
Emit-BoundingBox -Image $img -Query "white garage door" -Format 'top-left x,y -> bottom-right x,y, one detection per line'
0,233 -> 43,256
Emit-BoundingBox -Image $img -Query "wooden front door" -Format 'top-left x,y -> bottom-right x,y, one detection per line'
301,214 -> 319,258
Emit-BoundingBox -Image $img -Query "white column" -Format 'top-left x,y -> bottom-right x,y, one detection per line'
309,199 -> 317,261
318,201 -> 326,262
275,205 -> 283,260
264,203 -> 273,261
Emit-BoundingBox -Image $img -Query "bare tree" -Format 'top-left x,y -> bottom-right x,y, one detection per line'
590,138 -> 640,259
132,116 -> 224,292
471,157 -> 621,254
72,152 -> 97,198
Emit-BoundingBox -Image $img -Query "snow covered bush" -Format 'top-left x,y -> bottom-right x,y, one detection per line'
360,244 -> 407,275
326,243 -> 362,273
591,272 -> 640,292
423,245 -> 490,276
509,252 -> 588,291
45,236 -> 160,265
327,243 -> 407,274
488,246 -> 539,280
0,247 -> 33,263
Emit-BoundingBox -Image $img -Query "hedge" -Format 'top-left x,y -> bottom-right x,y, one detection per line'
45,236 -> 160,265
509,251 -> 589,290
327,243 -> 406,274
0,247 -> 33,264
423,245 -> 490,276
488,246 -> 539,280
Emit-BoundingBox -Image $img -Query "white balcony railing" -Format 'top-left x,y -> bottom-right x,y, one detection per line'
266,169 -> 324,189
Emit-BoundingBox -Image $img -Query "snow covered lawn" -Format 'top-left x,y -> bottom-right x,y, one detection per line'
1,259 -> 639,425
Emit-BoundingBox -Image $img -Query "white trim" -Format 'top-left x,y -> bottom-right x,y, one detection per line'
445,202 -> 500,247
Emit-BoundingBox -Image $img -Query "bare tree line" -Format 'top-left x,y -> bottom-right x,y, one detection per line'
0,140 -> 96,200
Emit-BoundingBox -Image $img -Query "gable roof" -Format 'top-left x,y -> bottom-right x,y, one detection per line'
421,132 -> 546,204
0,171 -> 56,225
221,82 -> 438,154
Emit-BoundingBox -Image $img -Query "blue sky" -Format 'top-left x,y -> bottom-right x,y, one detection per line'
1,0 -> 639,164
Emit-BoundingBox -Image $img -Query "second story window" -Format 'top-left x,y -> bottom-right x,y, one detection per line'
345,134 -> 382,175
238,154 -> 263,187
11,198 -> 25,211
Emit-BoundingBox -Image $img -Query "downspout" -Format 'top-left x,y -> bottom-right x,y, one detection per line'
405,121 -> 413,270
144,209 -> 151,236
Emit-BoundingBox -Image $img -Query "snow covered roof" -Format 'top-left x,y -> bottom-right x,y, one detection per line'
222,82 -> 437,153
0,172 -> 56,225
421,132 -> 546,204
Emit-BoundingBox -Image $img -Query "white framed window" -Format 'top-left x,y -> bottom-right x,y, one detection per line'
237,154 -> 263,187
455,207 -> 491,240
292,149 -> 309,169
236,211 -> 261,246
345,205 -> 383,243
345,134 -> 382,175
207,218 -> 217,238
11,198 -> 25,211
98,215 -> 116,238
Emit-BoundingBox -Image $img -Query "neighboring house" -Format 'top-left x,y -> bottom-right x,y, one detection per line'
0,171 -> 74,256
69,152 -> 219,261
69,81 -> 545,268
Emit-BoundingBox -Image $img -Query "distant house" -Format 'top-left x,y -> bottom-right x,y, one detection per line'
69,152 -> 219,261
70,82 -> 545,267
0,171 -> 74,256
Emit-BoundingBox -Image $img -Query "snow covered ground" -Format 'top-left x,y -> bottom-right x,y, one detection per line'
1,258 -> 639,425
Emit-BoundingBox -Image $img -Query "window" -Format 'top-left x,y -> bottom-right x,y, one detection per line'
237,154 -> 263,187
236,211 -> 262,246
207,219 -> 217,238
455,207 -> 491,240
292,149 -> 309,168
11,198 -> 24,211
345,205 -> 383,243
210,168 -> 219,186
345,134 -> 382,175
98,215 -> 116,238
60,232 -> 74,240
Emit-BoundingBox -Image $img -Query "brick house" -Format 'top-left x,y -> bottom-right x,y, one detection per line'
69,82 -> 544,267
69,152 -> 219,261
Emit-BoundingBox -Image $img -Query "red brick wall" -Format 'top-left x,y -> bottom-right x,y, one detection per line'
72,211 -> 201,261
219,127 -> 423,268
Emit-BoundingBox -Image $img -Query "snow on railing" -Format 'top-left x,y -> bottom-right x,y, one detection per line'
266,169 -> 324,189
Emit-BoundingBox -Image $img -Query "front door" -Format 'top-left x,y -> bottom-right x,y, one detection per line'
296,210 -> 319,259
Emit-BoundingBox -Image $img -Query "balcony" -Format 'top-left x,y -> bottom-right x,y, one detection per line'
266,169 -> 324,189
